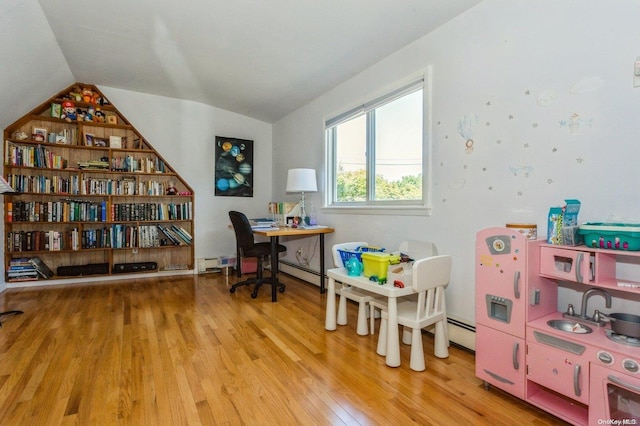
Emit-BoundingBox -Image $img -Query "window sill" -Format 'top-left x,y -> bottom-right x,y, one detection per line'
322,204 -> 431,217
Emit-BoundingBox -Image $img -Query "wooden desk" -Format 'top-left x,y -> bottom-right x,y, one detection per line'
252,226 -> 335,302
325,267 -> 416,367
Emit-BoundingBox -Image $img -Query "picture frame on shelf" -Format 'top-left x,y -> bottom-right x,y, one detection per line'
84,133 -> 94,146
109,136 -> 122,149
50,103 -> 61,119
94,137 -> 107,147
106,115 -> 118,125
32,127 -> 47,142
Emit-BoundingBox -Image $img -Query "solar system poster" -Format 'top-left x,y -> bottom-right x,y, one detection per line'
214,136 -> 254,197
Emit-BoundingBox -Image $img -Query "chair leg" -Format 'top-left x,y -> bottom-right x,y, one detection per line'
409,328 -> 426,372
433,320 -> 449,359
376,317 -> 387,356
356,301 -> 368,336
402,326 -> 412,345
337,294 -> 347,325
369,304 -> 376,335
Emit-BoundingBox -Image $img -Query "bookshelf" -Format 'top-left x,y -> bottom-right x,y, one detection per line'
3,83 -> 195,284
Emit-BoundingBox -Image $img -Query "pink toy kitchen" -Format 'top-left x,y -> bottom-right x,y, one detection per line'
476,205 -> 640,426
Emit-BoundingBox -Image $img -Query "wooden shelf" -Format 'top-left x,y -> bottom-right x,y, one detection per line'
4,83 -> 195,283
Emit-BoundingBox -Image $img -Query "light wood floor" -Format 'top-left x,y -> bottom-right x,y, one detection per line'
0,272 -> 567,425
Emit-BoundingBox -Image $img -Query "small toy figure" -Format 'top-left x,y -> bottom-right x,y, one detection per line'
94,107 -> 106,123
166,181 -> 178,195
85,106 -> 95,121
60,100 -> 77,122
82,87 -> 94,103
69,85 -> 83,102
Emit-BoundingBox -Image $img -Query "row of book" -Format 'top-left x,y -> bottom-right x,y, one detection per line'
111,155 -> 167,173
8,200 -> 108,223
7,200 -> 192,223
6,173 -> 174,196
6,224 -> 193,252
111,202 -> 192,221
5,142 -> 68,169
6,257 -> 53,281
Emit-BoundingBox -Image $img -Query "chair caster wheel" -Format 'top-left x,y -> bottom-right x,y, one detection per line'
279,287 -> 285,293
230,288 -> 236,293
251,292 -> 258,299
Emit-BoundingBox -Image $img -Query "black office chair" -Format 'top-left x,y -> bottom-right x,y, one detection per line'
228,211 -> 286,298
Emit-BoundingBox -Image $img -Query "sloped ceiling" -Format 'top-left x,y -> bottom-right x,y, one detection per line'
36,0 -> 480,123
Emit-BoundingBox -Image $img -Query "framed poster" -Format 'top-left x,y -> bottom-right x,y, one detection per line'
214,136 -> 254,197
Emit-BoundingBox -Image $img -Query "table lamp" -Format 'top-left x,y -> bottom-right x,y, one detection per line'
286,168 -> 317,224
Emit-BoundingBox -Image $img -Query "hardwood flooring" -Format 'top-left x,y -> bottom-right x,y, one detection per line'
0,272 -> 567,425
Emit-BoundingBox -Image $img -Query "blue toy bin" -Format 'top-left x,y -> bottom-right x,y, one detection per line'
337,246 -> 385,267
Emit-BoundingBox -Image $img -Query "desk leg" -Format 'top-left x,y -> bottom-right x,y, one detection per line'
319,234 -> 326,293
386,297 -> 401,367
270,236 -> 279,302
325,276 -> 337,330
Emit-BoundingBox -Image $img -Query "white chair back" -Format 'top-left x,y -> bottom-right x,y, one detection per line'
398,240 -> 437,260
331,242 -> 368,268
411,255 -> 452,322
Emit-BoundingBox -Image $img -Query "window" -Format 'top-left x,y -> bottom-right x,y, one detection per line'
325,78 -> 427,211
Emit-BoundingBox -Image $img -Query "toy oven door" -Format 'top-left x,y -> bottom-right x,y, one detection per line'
590,363 -> 640,424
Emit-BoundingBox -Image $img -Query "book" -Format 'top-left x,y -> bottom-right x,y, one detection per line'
29,257 -> 53,279
0,175 -> 17,194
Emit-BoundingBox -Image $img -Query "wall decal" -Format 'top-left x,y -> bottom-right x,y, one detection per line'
509,161 -> 533,178
458,114 -> 478,153
559,113 -> 593,135
537,89 -> 557,106
570,76 -> 604,94
448,179 -> 466,190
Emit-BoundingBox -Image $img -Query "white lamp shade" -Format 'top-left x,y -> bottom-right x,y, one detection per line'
286,168 -> 317,193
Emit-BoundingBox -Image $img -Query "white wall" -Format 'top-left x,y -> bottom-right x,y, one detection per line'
100,87 -> 273,262
273,0 -> 640,326
0,0 -> 73,129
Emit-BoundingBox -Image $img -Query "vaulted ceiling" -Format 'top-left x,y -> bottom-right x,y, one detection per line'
36,0 -> 480,123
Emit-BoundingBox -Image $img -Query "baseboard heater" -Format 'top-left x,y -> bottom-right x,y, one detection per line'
278,260 -> 477,351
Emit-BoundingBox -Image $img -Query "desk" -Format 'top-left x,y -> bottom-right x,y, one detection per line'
324,267 -> 416,367
252,226 -> 335,302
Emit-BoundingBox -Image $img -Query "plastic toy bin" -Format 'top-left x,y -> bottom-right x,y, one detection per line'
337,246 -> 384,266
361,252 -> 401,279
578,223 -> 640,251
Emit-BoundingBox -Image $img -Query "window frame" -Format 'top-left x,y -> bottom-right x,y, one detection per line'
324,71 -> 432,216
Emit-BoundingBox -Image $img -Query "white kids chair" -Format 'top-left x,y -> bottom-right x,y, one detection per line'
376,254 -> 451,371
332,242 -> 382,336
368,240 -> 438,336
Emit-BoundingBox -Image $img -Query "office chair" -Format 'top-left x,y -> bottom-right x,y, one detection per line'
228,211 -> 286,298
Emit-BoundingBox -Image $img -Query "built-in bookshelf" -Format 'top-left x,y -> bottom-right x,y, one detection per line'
3,83 -> 195,283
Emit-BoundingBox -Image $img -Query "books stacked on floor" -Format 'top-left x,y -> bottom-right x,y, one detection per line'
7,258 -> 39,281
